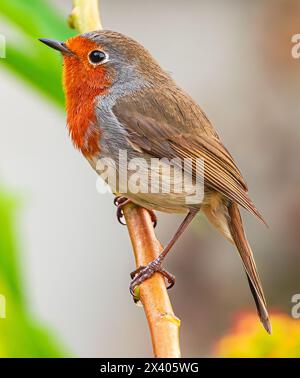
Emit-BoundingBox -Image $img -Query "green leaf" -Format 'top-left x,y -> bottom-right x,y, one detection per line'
0,0 -> 74,357
0,0 -> 76,107
0,190 -> 68,357
0,191 -> 24,304
0,0 -> 74,40
2,45 -> 65,107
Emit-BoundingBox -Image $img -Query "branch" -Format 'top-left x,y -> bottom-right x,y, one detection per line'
68,0 -> 181,358
69,0 -> 102,32
123,204 -> 181,358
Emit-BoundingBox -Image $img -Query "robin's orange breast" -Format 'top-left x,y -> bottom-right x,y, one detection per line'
65,89 -> 102,157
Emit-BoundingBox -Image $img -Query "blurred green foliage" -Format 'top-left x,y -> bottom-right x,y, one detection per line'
0,0 -> 75,107
0,191 -> 66,357
0,0 -> 72,357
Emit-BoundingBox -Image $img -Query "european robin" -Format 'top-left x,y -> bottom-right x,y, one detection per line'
40,30 -> 271,333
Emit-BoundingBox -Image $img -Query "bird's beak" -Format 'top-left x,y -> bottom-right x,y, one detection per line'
39,38 -> 75,56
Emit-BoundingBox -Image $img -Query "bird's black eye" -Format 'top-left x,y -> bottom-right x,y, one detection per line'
88,50 -> 107,65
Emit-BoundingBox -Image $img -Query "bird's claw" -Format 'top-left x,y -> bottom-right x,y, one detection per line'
114,196 -> 131,225
129,260 -> 175,298
148,210 -> 157,228
114,196 -> 157,227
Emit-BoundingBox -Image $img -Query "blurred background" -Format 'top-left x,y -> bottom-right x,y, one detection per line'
0,0 -> 300,357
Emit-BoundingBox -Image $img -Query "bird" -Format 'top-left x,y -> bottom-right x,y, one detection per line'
39,30 -> 271,334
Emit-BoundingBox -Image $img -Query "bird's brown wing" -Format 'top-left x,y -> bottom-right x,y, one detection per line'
113,87 -> 264,222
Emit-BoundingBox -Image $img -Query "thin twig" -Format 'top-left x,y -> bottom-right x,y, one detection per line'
69,0 -> 181,357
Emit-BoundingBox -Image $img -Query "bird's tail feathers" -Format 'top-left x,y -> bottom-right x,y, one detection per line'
227,202 -> 271,334
203,197 -> 271,334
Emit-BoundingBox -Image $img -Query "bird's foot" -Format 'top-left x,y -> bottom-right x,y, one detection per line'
130,258 -> 175,298
114,196 -> 131,225
148,209 -> 157,228
114,196 -> 157,227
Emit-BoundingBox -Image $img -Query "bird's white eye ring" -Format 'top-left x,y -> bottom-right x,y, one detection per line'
88,50 -> 109,65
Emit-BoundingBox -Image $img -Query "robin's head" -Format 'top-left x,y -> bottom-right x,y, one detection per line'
40,30 -> 169,96
39,31 -> 170,156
